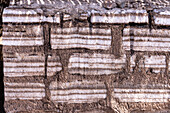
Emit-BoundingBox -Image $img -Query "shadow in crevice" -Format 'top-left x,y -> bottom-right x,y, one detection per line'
129,25 -> 134,56
0,45 -> 5,113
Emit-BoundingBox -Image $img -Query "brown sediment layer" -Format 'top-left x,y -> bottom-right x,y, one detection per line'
2,0 -> 170,112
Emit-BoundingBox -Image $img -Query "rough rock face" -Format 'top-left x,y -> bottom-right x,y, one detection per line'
1,0 -> 170,113
0,1 -> 10,112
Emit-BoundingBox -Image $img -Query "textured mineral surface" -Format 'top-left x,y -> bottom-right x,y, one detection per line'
0,0 -> 170,113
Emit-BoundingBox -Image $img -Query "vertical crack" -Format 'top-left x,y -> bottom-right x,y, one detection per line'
43,23 -> 50,79
126,51 -> 131,74
0,5 -> 4,111
87,15 -> 93,35
0,45 -> 5,113
104,78 -> 112,108
111,25 -> 123,58
58,52 -> 71,82
44,54 -> 48,79
147,8 -> 154,32
165,54 -> 169,76
43,23 -> 51,110
48,26 -> 51,50
129,25 -> 134,56
60,13 -> 64,29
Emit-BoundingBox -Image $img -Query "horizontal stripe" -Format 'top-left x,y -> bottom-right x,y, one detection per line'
51,89 -> 107,95
130,65 -> 166,68
154,17 -> 170,25
130,63 -> 166,65
3,8 -> 38,15
4,66 -> 44,68
3,38 -> 42,40
69,58 -> 125,64
52,44 -> 109,50
47,67 -> 62,72
47,62 -> 62,68
114,93 -> 170,99
50,88 -> 170,93
5,83 -> 45,87
69,62 -> 125,65
3,31 -> 42,36
123,42 -> 170,47
51,43 -> 110,47
123,37 -> 170,42
69,53 -> 126,72
50,87 -> 106,91
4,60 -> 45,63
51,34 -> 111,40
6,91 -> 44,93
3,8 -> 60,23
50,88 -> 169,103
91,15 -> 148,24
122,44 -> 170,48
51,94 -> 106,100
2,40 -> 43,46
50,95 -> 169,102
119,98 -> 169,102
78,27 -> 111,33
3,13 -> 38,17
51,38 -> 111,45
48,66 -> 62,69
53,98 -> 105,103
4,72 -> 44,77
4,67 -> 44,73
124,40 -> 170,43
157,10 -> 170,16
52,27 -> 111,35
3,16 -> 42,23
3,59 -> 45,62
50,93 -> 169,99
3,34 -> 42,37
4,62 -> 44,67
122,46 -> 170,52
68,68 -> 122,75
50,89 -> 170,96
5,92 -> 45,97
51,92 -> 106,96
52,27 -> 77,34
70,53 -> 125,59
49,81 -> 105,89
122,46 -> 169,50
123,28 -> 170,37
68,63 -> 124,69
5,97 -> 43,101
51,37 -> 111,41
47,65 -> 62,67
114,88 -> 170,93
5,88 -> 45,92
3,16 -> 60,23
69,67 -> 123,70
